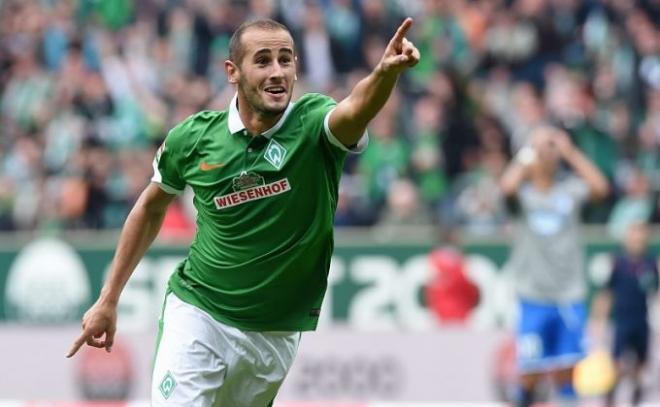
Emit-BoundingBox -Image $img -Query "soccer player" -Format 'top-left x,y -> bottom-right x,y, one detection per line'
500,126 -> 609,407
591,222 -> 658,406
66,17 -> 419,405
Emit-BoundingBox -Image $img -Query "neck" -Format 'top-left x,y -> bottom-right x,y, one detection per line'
237,93 -> 283,136
531,173 -> 554,191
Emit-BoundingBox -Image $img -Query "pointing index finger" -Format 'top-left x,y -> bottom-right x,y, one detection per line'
66,337 -> 85,358
66,333 -> 86,358
392,17 -> 413,44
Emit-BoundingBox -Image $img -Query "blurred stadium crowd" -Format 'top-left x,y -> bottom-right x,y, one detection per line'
0,0 -> 658,237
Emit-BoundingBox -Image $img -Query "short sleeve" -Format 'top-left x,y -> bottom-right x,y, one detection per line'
151,124 -> 188,195
298,93 -> 368,154
324,107 -> 369,153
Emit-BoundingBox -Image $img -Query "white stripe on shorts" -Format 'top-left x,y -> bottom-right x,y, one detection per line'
152,293 -> 301,406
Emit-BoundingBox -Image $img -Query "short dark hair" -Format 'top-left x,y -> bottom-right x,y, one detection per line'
228,18 -> 292,65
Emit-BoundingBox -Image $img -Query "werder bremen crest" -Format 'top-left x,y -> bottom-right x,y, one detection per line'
159,370 -> 177,399
264,139 -> 287,170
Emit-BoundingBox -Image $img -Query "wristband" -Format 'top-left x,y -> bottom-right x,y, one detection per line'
515,146 -> 537,166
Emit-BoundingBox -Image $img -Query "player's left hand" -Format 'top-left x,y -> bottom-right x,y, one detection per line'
378,17 -> 420,75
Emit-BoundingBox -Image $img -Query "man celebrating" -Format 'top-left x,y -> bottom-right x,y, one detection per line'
67,17 -> 419,405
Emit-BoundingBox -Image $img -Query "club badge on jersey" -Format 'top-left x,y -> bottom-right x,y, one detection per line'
264,139 -> 287,169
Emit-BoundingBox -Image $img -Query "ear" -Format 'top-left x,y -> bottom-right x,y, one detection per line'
225,60 -> 239,84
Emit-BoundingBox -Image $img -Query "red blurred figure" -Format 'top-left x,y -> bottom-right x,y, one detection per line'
159,200 -> 195,240
77,337 -> 133,400
425,247 -> 479,322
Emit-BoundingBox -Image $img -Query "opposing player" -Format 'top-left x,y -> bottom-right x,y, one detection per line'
66,17 -> 419,405
500,126 -> 609,407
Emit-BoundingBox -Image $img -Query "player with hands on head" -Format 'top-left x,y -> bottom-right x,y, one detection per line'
500,125 -> 609,407
67,17 -> 419,406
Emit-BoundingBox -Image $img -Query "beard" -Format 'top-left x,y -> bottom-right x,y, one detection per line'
239,78 -> 291,117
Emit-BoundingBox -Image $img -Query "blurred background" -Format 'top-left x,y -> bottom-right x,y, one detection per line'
0,0 -> 658,405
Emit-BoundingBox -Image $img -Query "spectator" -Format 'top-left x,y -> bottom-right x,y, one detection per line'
299,2 -> 335,91
409,94 -> 447,206
608,167 -> 653,240
0,0 -> 658,234
358,93 -> 409,210
375,177 -> 432,239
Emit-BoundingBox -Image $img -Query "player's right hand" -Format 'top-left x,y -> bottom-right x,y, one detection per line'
377,17 -> 420,75
66,300 -> 117,357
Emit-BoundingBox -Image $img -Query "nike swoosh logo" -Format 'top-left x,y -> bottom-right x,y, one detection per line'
199,162 -> 226,171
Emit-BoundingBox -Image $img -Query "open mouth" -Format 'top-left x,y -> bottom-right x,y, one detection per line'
264,86 -> 286,96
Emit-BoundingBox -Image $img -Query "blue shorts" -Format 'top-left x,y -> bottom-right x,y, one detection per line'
517,299 -> 586,373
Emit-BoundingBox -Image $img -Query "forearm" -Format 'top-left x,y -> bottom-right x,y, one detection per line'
591,291 -> 612,322
98,191 -> 169,305
500,161 -> 528,197
329,67 -> 400,146
344,67 -> 399,128
564,147 -> 609,199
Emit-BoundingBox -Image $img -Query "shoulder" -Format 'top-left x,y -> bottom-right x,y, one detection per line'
167,110 -> 226,149
294,93 -> 337,114
172,110 -> 225,135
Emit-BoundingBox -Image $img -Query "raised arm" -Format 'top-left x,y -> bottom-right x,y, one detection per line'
328,18 -> 420,147
66,183 -> 176,357
500,146 -> 533,197
554,131 -> 609,200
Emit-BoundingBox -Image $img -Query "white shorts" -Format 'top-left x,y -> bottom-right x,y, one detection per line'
151,293 -> 301,406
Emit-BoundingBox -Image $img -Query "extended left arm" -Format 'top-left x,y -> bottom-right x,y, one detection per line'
328,18 -> 420,146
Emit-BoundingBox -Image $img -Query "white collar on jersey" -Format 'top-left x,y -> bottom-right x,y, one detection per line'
227,93 -> 295,138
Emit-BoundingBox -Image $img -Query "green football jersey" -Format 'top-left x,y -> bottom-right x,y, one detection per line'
152,93 -> 367,331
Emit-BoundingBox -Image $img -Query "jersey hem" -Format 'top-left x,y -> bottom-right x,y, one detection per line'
151,179 -> 184,195
168,283 -> 318,332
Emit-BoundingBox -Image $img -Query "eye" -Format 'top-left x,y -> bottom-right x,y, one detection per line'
255,57 -> 269,66
279,56 -> 292,65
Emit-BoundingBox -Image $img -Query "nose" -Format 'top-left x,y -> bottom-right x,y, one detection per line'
269,61 -> 285,80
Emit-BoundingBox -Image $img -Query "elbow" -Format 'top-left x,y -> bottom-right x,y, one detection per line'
591,180 -> 610,201
137,184 -> 175,216
499,180 -> 516,198
500,187 -> 515,198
